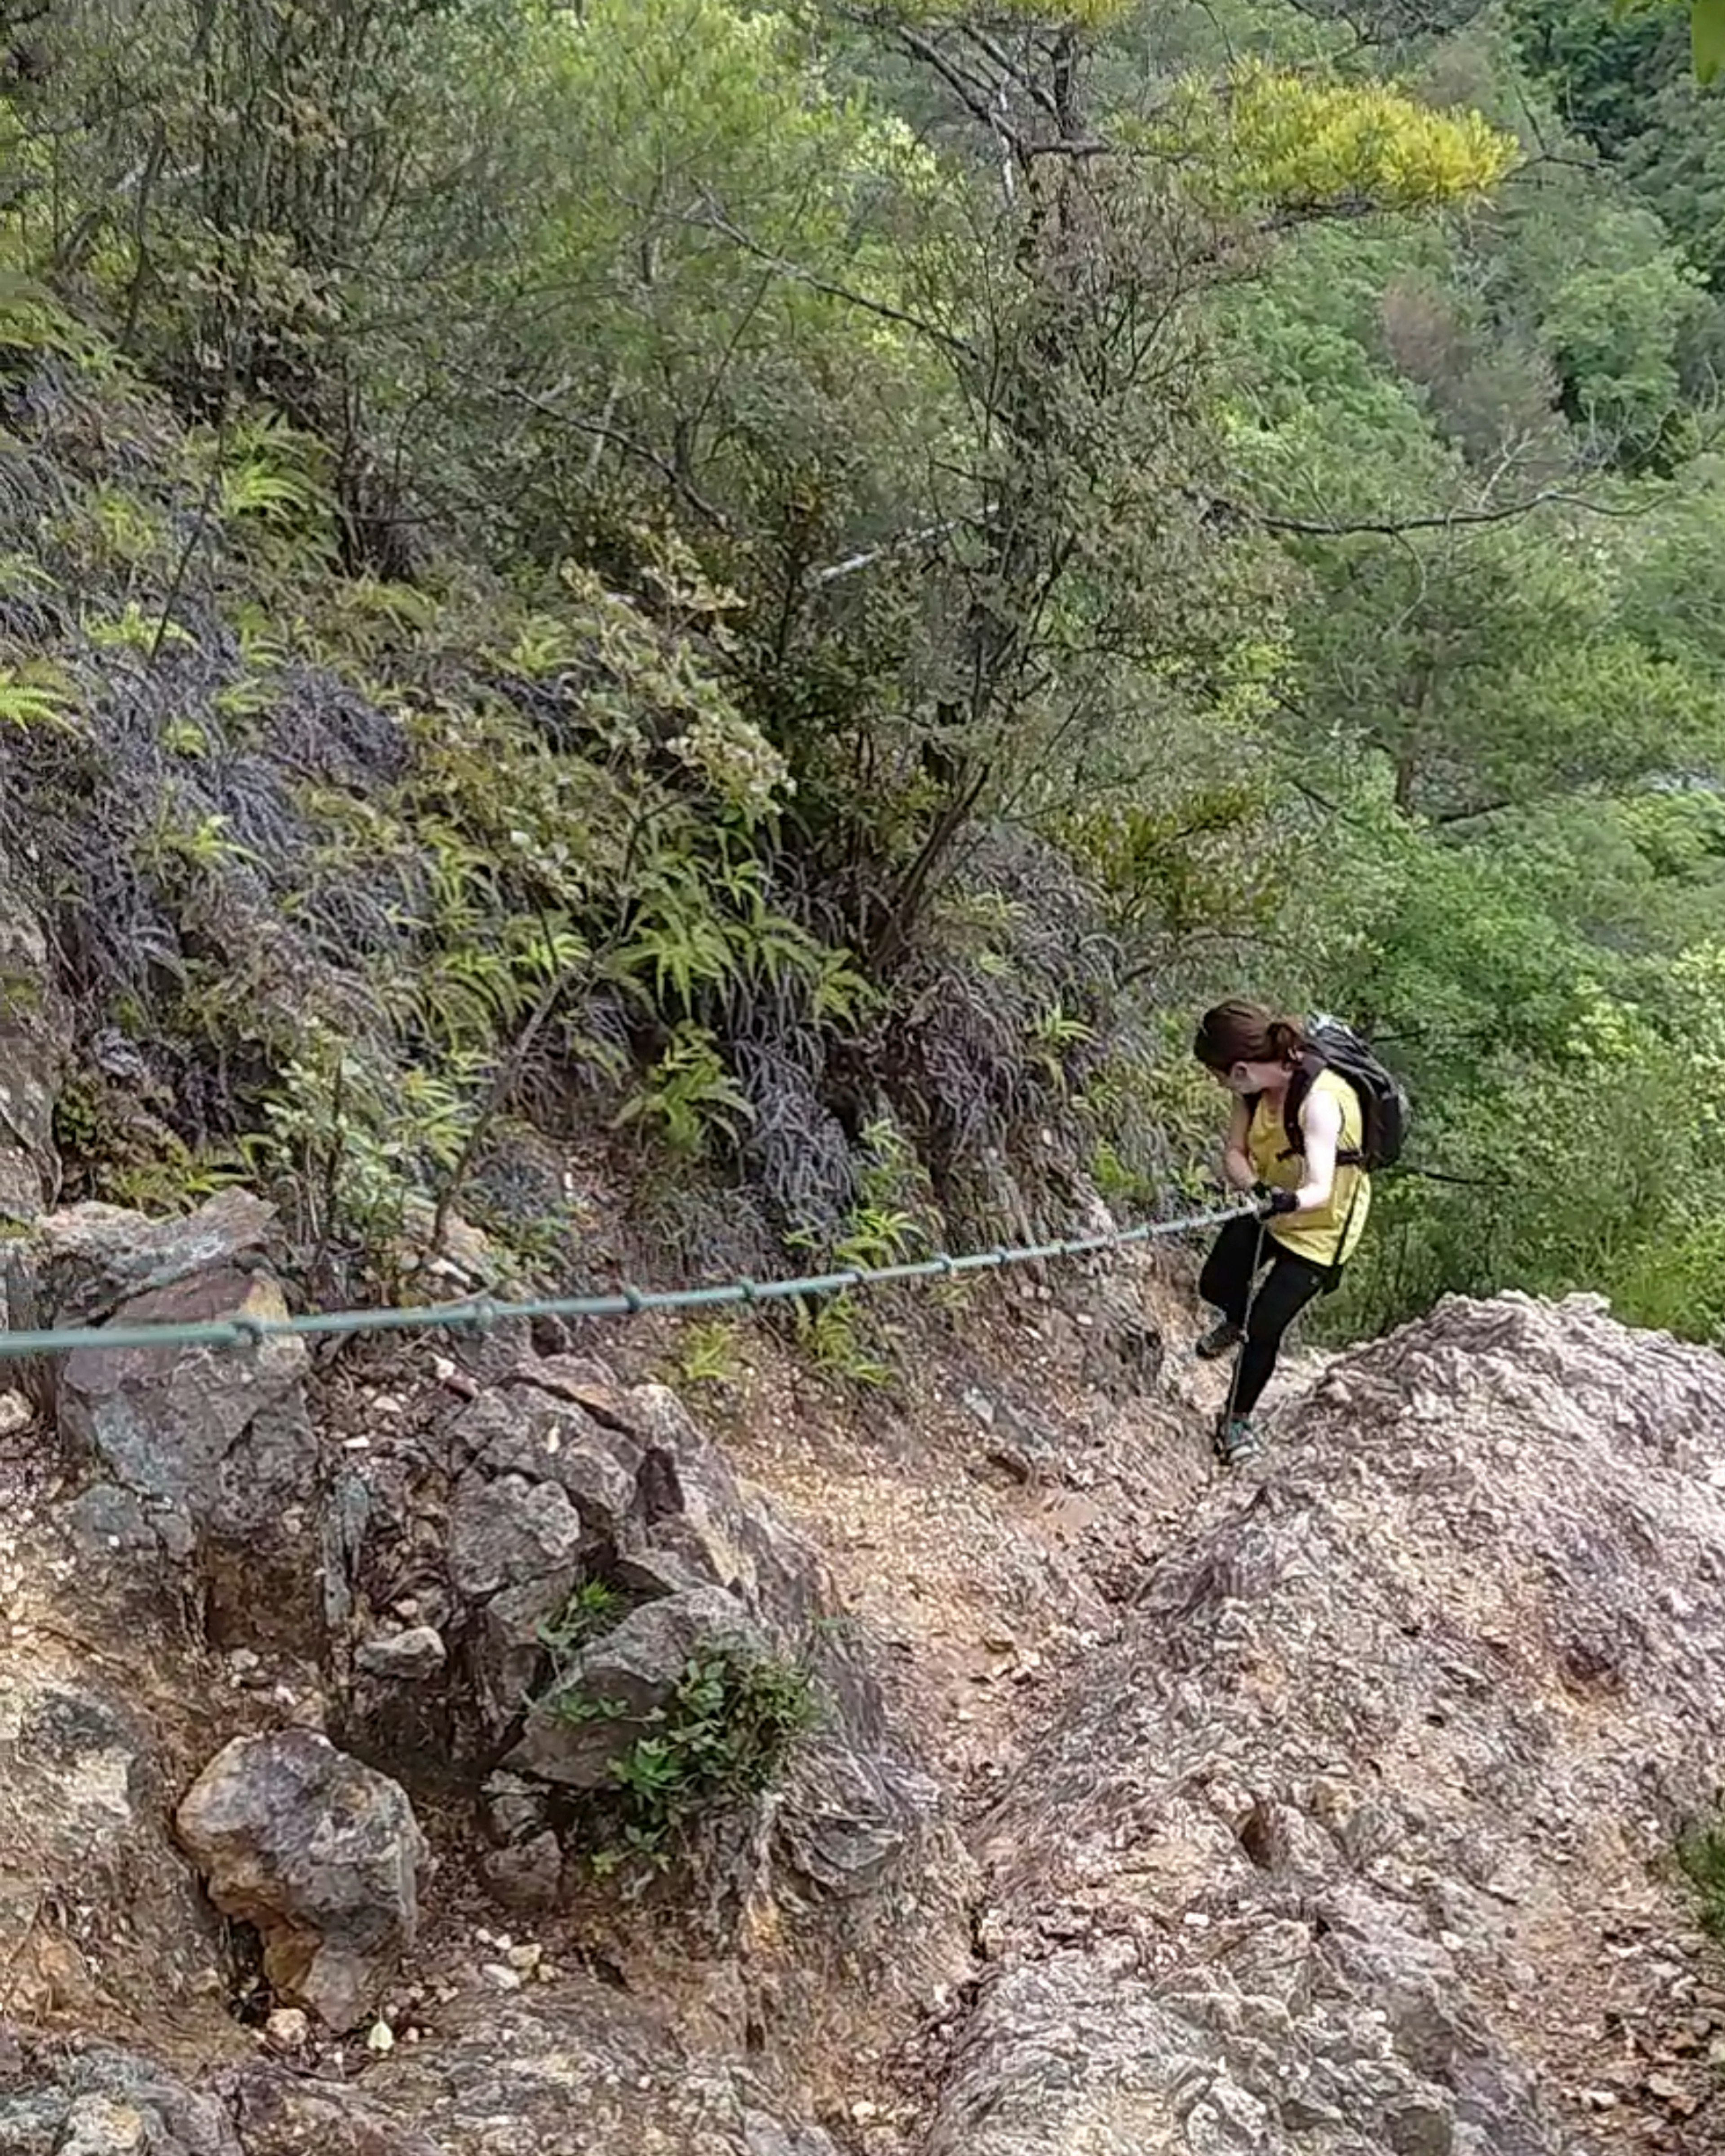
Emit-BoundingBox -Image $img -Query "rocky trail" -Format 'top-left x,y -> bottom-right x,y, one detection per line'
1,1191 -> 1725,2155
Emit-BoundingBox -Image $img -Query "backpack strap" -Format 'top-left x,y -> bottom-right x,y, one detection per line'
1277,1057 -> 1367,1169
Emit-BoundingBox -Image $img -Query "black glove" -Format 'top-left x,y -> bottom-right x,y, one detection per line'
1260,1188 -> 1298,1217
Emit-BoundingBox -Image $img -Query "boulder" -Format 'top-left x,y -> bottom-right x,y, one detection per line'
24,1193 -> 323,1655
175,1731 -> 426,2031
24,1189 -> 277,1328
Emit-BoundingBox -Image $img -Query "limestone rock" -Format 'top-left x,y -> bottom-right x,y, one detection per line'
175,1731 -> 426,2031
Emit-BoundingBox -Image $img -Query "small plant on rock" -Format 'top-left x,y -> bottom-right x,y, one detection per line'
563,1642 -> 820,1879
1676,1811 -> 1725,1943
536,1579 -> 624,1673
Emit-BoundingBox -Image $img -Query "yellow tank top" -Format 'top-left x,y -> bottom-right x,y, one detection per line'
1246,1068 -> 1371,1269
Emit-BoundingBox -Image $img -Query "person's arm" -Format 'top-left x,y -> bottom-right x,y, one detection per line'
1222,1096 -> 1256,1192
1283,1084 -> 1340,1214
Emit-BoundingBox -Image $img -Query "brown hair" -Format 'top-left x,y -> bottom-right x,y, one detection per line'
1192,1000 -> 1307,1074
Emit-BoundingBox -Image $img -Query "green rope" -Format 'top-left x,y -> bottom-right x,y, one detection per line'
0,1197 -> 1256,1364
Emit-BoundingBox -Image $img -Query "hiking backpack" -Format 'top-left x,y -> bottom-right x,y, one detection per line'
1278,1013 -> 1410,1173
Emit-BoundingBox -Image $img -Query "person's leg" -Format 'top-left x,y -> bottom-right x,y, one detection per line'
1229,1248 -> 1329,1422
1196,1216 -> 1264,1357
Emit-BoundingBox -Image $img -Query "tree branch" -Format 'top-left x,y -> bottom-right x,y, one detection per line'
500,381 -> 732,531
1221,487 -> 1652,539
686,193 -> 979,360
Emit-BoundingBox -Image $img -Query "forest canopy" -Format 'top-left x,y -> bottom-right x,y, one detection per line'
0,0 -> 1722,1350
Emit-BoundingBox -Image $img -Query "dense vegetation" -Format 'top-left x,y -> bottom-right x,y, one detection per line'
1,0 -> 1721,1351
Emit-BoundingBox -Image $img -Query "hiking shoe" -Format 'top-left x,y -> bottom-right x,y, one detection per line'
1212,1414 -> 1263,1468
1195,1320 -> 1243,1361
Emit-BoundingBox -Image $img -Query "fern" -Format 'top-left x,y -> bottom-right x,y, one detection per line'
0,663 -> 77,733
86,601 -> 192,651
614,1024 -> 753,1158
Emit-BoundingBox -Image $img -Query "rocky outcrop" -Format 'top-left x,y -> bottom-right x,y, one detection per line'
360,1982 -> 842,2156
345,1350 -> 952,1923
22,1192 -> 324,1653
931,1292 -> 1725,2155
9,1213 -> 1725,2155
175,1732 -> 426,2031
7,1186 -> 962,2108
0,2018 -> 840,2156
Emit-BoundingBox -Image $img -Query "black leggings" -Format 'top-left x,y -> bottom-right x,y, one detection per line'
1199,1216 -> 1336,1420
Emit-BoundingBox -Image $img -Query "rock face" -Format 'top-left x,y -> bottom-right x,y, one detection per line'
25,1192 -> 323,1653
361,1982 -> 842,2156
348,1352 -> 950,1922
931,1292 -> 1725,2156
0,1659 -> 221,2026
175,1731 -> 426,2031
0,880 -> 69,1228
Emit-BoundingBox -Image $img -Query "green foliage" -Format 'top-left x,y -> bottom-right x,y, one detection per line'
784,1115 -> 940,1385
537,1579 -> 626,1671
0,663 -> 77,733
2,0 -> 1722,1358
551,1639 -> 819,1877
1158,64 -> 1518,215
245,1038 -> 487,1274
1675,1810 -> 1725,1940
670,1318 -> 748,1392
615,1025 -> 755,1160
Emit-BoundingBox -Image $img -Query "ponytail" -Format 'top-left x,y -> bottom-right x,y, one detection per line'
1265,1017 -> 1308,1065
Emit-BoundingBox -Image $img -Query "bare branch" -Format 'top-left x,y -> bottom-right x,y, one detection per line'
686,193 -> 978,361
500,382 -> 732,531
811,514 -> 984,585
1231,487 -> 1653,538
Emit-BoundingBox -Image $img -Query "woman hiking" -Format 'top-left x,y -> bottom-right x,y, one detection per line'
1191,1000 -> 1373,1467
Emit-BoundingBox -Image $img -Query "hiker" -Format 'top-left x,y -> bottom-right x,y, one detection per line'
1190,1001 -> 1376,1468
